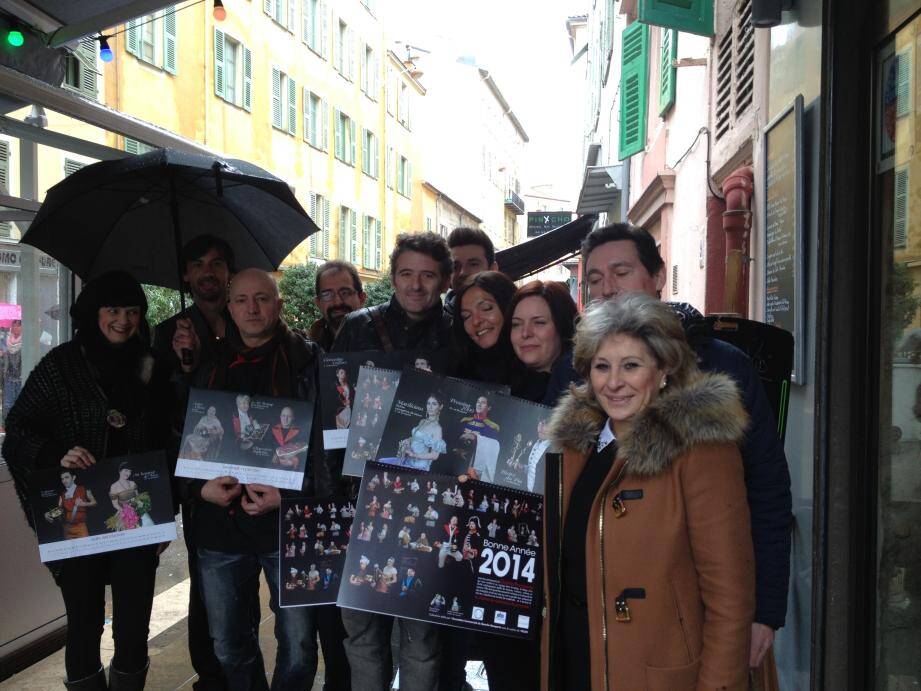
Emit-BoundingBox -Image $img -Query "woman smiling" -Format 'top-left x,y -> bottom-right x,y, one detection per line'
542,293 -> 754,690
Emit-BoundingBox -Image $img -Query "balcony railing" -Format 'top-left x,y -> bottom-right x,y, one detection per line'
504,189 -> 525,215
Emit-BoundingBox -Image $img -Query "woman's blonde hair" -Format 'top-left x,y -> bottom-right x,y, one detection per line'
572,294 -> 699,392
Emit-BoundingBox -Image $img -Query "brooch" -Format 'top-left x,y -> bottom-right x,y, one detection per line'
107,409 -> 127,429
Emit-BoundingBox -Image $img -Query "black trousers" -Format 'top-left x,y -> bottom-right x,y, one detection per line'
316,605 -> 351,691
183,503 -> 228,691
58,545 -> 158,681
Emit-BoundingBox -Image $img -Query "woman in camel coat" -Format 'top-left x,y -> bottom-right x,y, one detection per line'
541,294 -> 755,690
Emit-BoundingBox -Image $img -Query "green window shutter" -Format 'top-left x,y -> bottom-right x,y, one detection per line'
0,140 -> 7,235
638,0 -> 713,37
287,76 -> 297,135
895,165 -> 910,249
309,193 -> 319,256
350,210 -> 358,262
64,158 -> 86,177
303,88 -> 310,141
334,109 -> 343,158
619,22 -> 649,160
363,216 -> 371,266
321,100 -> 329,150
77,38 -> 98,100
322,197 -> 330,257
659,29 -> 677,115
264,0 -> 273,15
163,7 -> 178,74
125,137 -> 140,154
272,68 -> 283,128
897,47 -> 913,118
361,129 -> 369,174
242,47 -> 252,111
127,19 -> 140,57
214,29 -> 225,98
339,207 -> 348,259
374,219 -> 382,269
349,119 -> 357,165
406,160 -> 412,198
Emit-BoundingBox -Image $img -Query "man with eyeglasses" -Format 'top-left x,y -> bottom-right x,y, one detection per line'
309,261 -> 367,351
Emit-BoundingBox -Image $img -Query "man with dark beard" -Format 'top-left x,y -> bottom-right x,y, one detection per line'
154,234 -> 235,691
309,261 -> 367,351
154,234 -> 235,370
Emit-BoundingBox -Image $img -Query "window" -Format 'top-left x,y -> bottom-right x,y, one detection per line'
214,30 -> 252,111
63,37 -> 99,100
303,90 -> 329,150
618,22 -> 649,160
339,206 -> 358,262
361,215 -> 382,269
386,147 -> 394,188
361,129 -> 379,178
714,0 -> 754,139
126,6 -> 177,74
398,81 -> 411,129
659,29 -> 678,115
303,0 -> 328,58
309,193 -> 331,258
271,67 -> 297,135
334,110 -> 357,165
361,44 -> 378,98
335,19 -> 355,80
264,0 -> 295,31
397,155 -> 412,198
426,217 -> 432,232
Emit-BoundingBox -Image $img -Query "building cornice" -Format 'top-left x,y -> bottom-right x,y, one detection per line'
627,171 -> 676,228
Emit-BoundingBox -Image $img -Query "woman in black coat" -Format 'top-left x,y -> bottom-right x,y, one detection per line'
3,271 -> 174,690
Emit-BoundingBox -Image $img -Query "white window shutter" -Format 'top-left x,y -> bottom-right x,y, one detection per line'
288,0 -> 296,32
127,19 -> 140,56
309,193 -> 319,256
322,198 -> 330,257
350,210 -> 358,262
163,6 -> 178,74
347,28 -> 356,80
406,160 -> 413,197
362,216 -> 370,266
349,119 -> 356,164
264,0 -> 273,16
303,0 -> 312,44
242,47 -> 252,111
375,219 -> 382,269
320,2 -> 329,58
331,15 -> 339,71
361,129 -> 369,172
272,68 -> 283,128
339,207 -> 348,259
321,100 -> 329,150
303,88 -> 310,141
214,29 -> 225,98
897,47 -> 913,119
334,108 -> 342,158
287,76 -> 297,135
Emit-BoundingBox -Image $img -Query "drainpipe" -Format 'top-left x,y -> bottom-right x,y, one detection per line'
721,166 -> 754,317
704,193 -> 728,314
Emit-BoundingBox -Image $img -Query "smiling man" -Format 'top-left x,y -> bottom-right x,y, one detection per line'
445,226 -> 499,318
309,260 -> 367,351
331,232 -> 454,355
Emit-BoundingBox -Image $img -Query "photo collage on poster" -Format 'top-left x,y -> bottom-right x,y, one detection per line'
28,451 -> 177,562
319,350 -> 446,450
279,496 -> 355,607
368,369 -> 551,494
342,366 -> 402,477
176,388 -> 313,490
337,462 -> 543,639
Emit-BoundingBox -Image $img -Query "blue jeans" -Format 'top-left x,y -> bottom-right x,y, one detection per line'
198,548 -> 318,691
341,609 -> 440,691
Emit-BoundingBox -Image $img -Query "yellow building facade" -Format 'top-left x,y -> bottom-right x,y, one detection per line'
98,0 -> 427,280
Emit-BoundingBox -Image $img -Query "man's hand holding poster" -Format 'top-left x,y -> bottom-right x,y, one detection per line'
176,388 -> 313,490
336,462 -> 543,639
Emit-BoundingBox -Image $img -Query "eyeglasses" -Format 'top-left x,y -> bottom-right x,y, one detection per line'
318,287 -> 358,302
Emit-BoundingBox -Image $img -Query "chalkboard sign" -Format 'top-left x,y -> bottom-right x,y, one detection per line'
763,95 -> 805,384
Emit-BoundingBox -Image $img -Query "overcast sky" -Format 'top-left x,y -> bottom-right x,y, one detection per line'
389,0 -> 589,206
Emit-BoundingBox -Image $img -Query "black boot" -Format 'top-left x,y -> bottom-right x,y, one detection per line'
108,659 -> 149,691
64,667 -> 107,690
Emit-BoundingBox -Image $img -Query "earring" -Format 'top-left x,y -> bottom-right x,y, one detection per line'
660,378 -> 667,389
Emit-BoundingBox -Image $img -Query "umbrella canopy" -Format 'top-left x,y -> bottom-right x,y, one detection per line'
22,148 -> 319,290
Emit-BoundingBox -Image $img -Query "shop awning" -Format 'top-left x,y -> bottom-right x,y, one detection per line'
496,214 -> 597,281
576,164 -> 623,215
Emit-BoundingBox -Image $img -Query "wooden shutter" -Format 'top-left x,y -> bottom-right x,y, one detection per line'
671,264 -> 679,295
309,193 -> 319,256
127,19 -> 139,56
163,6 -> 177,74
374,219 -> 382,269
322,197 -> 330,257
0,140 -> 9,191
76,38 -> 98,99
895,165 -> 910,249
659,29 -> 677,115
334,109 -> 343,158
350,210 -> 358,262
339,207 -> 348,259
361,129 -> 369,174
349,119 -> 357,165
287,76 -> 297,135
637,0 -> 713,37
272,68 -> 283,128
321,100 -> 329,150
363,216 -> 371,266
242,47 -> 253,111
214,29 -> 225,98
618,22 -> 649,160
64,158 -> 86,177
897,46 -> 913,119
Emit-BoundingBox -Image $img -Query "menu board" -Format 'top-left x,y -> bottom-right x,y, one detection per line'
763,94 -> 804,383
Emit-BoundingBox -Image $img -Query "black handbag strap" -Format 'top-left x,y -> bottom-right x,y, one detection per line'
367,305 -> 394,353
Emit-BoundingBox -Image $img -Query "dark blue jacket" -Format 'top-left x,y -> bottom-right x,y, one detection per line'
544,310 -> 793,629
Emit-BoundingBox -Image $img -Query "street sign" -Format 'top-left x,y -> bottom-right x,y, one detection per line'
526,211 -> 573,237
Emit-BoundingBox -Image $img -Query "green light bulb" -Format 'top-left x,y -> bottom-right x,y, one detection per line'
7,30 -> 24,47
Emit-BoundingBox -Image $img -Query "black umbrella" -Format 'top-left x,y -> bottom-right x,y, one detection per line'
22,148 -> 319,298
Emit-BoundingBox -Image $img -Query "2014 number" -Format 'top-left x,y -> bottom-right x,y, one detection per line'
478,547 -> 536,583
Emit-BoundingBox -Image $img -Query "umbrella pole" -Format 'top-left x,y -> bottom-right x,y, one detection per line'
170,173 -> 193,366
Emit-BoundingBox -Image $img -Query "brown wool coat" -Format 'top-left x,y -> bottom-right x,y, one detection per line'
541,373 -> 755,691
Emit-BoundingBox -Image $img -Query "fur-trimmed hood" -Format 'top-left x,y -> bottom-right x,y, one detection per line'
546,372 -> 748,477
